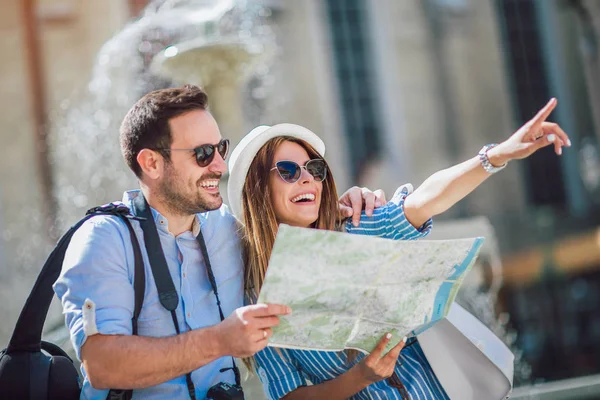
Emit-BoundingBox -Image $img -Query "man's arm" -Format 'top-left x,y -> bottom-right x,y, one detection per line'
81,327 -> 221,389
82,303 -> 289,389
54,216 -> 290,390
404,98 -> 570,228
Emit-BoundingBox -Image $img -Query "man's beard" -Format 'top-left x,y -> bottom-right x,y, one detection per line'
158,163 -> 223,216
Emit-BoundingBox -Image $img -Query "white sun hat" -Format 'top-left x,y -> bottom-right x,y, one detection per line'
227,123 -> 326,220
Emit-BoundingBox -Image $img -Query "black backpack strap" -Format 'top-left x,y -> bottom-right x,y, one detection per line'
4,202 -> 146,400
7,213 -> 96,352
7,204 -> 142,352
123,218 -> 145,336
131,194 -> 197,400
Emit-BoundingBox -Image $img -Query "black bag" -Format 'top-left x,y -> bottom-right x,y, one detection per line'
0,204 -> 145,400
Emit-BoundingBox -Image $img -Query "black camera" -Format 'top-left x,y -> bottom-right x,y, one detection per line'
206,382 -> 244,400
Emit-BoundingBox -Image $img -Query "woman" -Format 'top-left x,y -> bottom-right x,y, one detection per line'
227,99 -> 568,399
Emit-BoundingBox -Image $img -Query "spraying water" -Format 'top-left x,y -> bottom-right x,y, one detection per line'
50,0 -> 275,230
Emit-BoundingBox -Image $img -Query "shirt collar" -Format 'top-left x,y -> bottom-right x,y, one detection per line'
123,190 -> 203,237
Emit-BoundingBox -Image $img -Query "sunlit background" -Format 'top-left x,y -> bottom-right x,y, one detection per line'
1,0 -> 600,398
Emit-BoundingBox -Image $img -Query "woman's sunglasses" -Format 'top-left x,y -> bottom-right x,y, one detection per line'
270,159 -> 328,184
154,138 -> 230,167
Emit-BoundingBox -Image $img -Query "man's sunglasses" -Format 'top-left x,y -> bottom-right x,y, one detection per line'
270,159 -> 327,184
154,139 -> 230,167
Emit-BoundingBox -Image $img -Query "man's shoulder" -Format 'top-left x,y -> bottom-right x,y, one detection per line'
73,202 -> 133,239
61,203 -> 133,270
344,184 -> 415,234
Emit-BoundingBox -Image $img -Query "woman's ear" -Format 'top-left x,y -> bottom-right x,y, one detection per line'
137,149 -> 163,180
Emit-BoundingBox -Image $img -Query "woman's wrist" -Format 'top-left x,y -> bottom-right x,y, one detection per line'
347,364 -> 376,389
485,143 -> 510,167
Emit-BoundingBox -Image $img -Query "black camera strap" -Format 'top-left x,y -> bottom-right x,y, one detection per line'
132,194 -> 242,397
196,229 -> 242,387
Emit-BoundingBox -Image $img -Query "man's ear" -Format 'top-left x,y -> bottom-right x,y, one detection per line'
137,149 -> 163,180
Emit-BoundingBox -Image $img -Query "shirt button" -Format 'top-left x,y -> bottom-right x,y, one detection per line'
187,313 -> 191,318
183,272 -> 187,278
259,368 -> 267,379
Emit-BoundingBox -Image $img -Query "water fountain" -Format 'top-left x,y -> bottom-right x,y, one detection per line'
50,0 -> 275,231
150,15 -> 274,145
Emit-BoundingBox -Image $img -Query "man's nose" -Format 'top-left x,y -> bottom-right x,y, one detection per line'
208,152 -> 228,175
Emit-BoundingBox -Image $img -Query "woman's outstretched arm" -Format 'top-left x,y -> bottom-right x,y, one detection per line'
403,98 -> 569,228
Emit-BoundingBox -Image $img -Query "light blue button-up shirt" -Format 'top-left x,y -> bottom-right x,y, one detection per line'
53,190 -> 244,399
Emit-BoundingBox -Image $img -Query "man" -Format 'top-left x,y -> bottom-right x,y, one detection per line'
53,85 -> 381,399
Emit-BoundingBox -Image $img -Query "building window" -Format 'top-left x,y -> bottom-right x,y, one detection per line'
324,0 -> 382,180
496,0 -> 566,208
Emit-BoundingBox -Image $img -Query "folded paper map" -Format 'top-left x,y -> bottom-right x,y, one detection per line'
257,224 -> 484,354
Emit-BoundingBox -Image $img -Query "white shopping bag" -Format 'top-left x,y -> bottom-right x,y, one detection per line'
417,303 -> 514,400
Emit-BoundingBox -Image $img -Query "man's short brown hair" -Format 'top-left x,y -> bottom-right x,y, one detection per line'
120,85 -> 209,177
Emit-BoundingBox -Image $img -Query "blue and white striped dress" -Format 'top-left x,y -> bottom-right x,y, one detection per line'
254,185 -> 450,399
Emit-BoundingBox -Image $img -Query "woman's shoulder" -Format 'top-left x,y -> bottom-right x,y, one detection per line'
387,184 -> 414,206
344,183 -> 432,239
343,184 -> 413,230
